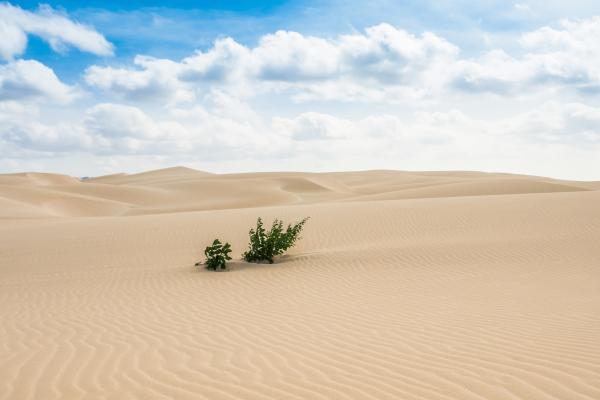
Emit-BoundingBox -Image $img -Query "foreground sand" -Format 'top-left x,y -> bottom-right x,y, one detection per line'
1,167 -> 600,399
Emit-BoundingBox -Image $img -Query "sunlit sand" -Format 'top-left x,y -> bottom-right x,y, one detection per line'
1,167 -> 599,399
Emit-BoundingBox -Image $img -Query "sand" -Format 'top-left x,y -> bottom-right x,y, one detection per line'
1,167 -> 599,399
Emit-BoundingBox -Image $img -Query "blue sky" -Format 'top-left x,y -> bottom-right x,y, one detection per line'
2,1 -> 600,178
15,0 -> 600,79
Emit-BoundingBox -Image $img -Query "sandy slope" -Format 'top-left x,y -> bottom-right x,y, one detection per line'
1,168 -> 599,400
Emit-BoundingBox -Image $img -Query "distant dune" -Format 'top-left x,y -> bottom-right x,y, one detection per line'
1,168 -> 599,399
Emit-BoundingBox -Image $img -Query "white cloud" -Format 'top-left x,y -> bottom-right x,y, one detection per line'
84,17 -> 600,102
84,23 -> 460,103
3,14 -> 600,180
85,103 -> 166,139
514,3 -> 533,14
0,59 -> 78,103
0,101 -> 277,157
85,56 -> 192,102
273,112 -> 350,140
180,38 -> 251,83
0,3 -> 113,60
2,96 -> 600,179
0,17 -> 27,60
521,17 -> 600,90
85,39 -> 251,102
0,102 -> 93,152
340,24 -> 458,84
505,102 -> 600,144
253,31 -> 340,81
454,17 -> 600,94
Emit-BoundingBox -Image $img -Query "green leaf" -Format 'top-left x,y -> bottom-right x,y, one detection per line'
243,217 -> 309,264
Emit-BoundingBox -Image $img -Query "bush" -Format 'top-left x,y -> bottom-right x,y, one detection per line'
200,239 -> 232,271
242,217 -> 309,264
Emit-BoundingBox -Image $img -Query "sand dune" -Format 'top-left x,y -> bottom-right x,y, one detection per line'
1,168 -> 599,399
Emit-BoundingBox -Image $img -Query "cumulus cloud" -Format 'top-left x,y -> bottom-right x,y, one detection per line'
85,39 -> 250,102
85,56 -> 192,102
5,99 -> 593,155
273,112 -> 350,141
0,101 -> 93,152
4,14 -> 600,179
505,102 -> 600,143
2,95 -> 600,179
0,59 -> 78,103
180,38 -> 250,83
339,24 -> 458,84
85,103 -> 167,139
253,31 -> 340,81
0,100 -> 278,157
84,17 -> 600,102
0,3 -> 113,60
454,16 -> 600,94
85,23 -> 459,102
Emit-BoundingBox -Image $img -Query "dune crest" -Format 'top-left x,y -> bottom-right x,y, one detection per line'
0,168 -> 593,218
1,169 -> 599,400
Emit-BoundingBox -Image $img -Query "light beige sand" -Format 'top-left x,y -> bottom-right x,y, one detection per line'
1,168 -> 599,399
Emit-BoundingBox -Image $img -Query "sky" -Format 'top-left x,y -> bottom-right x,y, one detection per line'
1,1 -> 600,179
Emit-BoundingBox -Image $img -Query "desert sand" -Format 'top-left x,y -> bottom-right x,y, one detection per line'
1,167 -> 599,399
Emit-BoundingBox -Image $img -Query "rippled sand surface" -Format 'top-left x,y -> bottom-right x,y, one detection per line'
1,167 -> 600,399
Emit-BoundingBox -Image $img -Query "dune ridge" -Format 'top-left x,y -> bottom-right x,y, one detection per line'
0,167 -> 593,218
1,167 -> 599,399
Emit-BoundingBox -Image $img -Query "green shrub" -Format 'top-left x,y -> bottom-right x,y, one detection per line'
242,217 -> 309,264
200,239 -> 232,271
